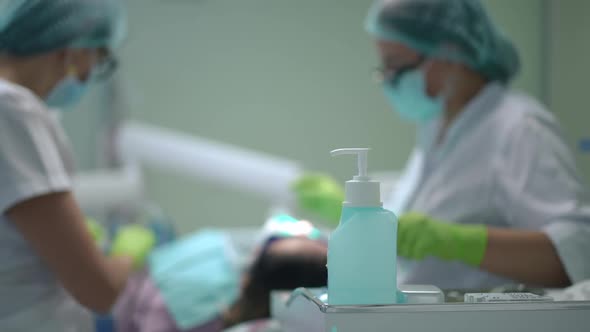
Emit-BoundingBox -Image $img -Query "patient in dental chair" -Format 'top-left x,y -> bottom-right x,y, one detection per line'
113,236 -> 328,332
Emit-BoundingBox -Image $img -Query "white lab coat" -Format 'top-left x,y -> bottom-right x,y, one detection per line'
385,83 -> 590,289
0,79 -> 93,330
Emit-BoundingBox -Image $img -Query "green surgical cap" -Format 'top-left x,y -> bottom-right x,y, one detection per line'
366,0 -> 520,83
0,0 -> 127,56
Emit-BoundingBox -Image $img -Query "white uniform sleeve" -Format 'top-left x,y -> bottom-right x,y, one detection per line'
494,111 -> 590,283
0,97 -> 71,214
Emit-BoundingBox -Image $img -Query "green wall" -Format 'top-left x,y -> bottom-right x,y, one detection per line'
61,90 -> 101,170
482,0 -> 544,100
63,0 -> 546,233
548,1 -> 590,182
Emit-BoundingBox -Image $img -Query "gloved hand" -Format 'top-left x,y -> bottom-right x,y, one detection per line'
291,173 -> 345,225
397,212 -> 488,267
110,224 -> 156,269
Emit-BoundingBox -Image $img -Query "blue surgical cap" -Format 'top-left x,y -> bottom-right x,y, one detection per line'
0,0 -> 127,56
366,0 -> 520,83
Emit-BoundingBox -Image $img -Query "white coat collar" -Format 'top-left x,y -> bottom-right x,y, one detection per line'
418,82 -> 506,153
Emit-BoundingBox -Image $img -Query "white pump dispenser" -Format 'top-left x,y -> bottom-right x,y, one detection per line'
330,148 -> 382,208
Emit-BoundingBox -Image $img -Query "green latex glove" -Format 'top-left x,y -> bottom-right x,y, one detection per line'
291,173 -> 345,225
110,225 -> 156,268
397,212 -> 488,267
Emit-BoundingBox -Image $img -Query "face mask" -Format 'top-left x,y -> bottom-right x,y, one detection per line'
45,73 -> 90,109
383,68 -> 445,123
149,230 -> 240,330
45,49 -> 103,109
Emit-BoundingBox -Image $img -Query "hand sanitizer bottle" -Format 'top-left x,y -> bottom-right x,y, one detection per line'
327,148 -> 398,305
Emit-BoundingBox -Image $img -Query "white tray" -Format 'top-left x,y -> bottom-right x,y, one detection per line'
278,288 -> 590,332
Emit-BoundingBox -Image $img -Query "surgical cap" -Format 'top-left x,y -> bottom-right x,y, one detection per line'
366,0 -> 520,83
0,0 -> 126,56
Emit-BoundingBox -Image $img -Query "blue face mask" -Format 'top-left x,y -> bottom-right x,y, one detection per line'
149,230 -> 240,330
44,74 -> 90,109
383,68 -> 445,123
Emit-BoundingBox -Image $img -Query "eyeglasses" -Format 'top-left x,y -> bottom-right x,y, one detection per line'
93,48 -> 119,81
373,56 -> 425,86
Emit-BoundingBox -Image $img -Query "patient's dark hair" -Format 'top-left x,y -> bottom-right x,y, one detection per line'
248,237 -> 328,290
231,237 -> 327,322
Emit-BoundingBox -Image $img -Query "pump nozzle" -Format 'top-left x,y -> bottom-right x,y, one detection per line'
330,148 -> 381,207
330,148 -> 371,180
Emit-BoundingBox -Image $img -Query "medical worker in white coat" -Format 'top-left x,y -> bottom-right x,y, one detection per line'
0,1 -> 140,330
294,0 -> 590,289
